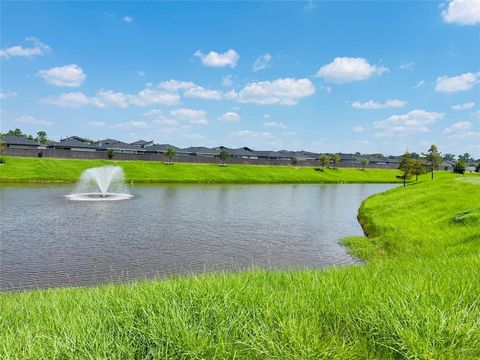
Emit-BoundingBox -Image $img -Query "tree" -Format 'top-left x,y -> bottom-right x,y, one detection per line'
107,149 -> 115,160
319,154 -> 329,170
398,151 -> 414,187
36,131 -> 48,144
411,159 -> 426,181
443,153 -> 455,162
331,153 -> 340,169
476,163 -> 480,173
423,144 -> 442,179
360,158 -> 368,169
165,147 -> 176,165
410,152 -> 420,160
218,149 -> 229,166
453,160 -> 466,175
458,153 -> 471,165
290,157 -> 298,166
7,128 -> 23,137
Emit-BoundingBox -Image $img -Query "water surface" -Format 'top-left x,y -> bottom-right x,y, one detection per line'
0,184 -> 395,290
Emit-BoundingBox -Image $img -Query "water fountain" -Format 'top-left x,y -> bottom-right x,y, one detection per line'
66,166 -> 133,201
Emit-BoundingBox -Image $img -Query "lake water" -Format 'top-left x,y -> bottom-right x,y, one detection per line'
0,184 -> 395,290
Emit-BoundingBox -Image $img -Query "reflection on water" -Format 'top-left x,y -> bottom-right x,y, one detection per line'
0,183 -> 395,290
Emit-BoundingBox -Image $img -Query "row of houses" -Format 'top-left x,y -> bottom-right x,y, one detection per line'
1,134 -> 404,165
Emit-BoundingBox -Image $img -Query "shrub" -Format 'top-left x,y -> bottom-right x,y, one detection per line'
453,161 -> 466,174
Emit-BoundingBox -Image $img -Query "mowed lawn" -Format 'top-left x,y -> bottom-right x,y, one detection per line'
0,156 -> 452,184
0,175 -> 479,359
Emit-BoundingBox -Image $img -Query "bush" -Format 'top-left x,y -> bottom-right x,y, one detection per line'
0,157 -> 4,164
476,163 -> 480,173
107,149 -> 115,160
453,161 -> 466,174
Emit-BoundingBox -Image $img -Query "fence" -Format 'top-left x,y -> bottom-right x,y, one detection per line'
4,148 -> 400,169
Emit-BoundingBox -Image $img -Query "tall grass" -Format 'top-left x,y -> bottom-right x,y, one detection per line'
0,176 -> 479,359
0,156 -> 453,184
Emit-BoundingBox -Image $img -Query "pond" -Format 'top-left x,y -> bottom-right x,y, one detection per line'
0,183 -> 395,290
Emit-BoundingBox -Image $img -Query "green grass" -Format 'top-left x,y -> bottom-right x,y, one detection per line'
1,175 -> 479,359
0,156 -> 451,184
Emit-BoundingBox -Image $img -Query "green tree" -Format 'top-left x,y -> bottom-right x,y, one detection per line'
412,159 -> 426,181
318,154 -> 329,170
458,153 -> 471,165
398,151 -> 414,187
475,163 -> 480,173
290,157 -> 298,166
453,160 -> 466,174
360,158 -> 369,169
424,144 -> 442,179
410,152 -> 420,160
443,153 -> 455,161
36,131 -> 48,144
107,149 -> 115,160
165,147 -> 176,165
8,128 -> 23,137
331,153 -> 340,170
218,149 -> 229,166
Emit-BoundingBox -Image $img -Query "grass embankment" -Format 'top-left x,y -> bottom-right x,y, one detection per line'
0,156 -> 431,184
1,175 -> 479,358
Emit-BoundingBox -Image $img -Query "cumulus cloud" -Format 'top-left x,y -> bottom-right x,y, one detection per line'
352,125 -> 364,132
435,72 -> 478,93
86,121 -> 106,128
442,121 -> 472,134
263,121 -> 287,129
0,37 -> 50,59
414,80 -> 426,88
184,86 -> 222,100
0,90 -> 17,99
399,62 -> 415,70
252,53 -> 272,72
194,49 -> 239,68
451,102 -> 476,111
158,80 -> 195,91
235,78 -> 315,105
374,109 -> 444,137
442,0 -> 480,25
37,64 -> 86,87
123,16 -> 133,23
316,57 -> 388,83
42,88 -> 180,108
222,75 -> 234,86
10,115 -> 53,126
218,112 -> 241,122
111,120 -> 149,130
170,108 -> 208,125
352,99 -> 406,110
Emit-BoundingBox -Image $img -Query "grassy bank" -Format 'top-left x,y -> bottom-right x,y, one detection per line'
0,156 -> 433,184
1,175 -> 479,358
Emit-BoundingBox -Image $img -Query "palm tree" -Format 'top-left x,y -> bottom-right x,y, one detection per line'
318,154 -> 329,170
165,147 -> 176,165
331,153 -> 340,170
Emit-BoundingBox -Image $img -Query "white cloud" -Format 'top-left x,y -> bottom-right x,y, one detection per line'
304,0 -> 316,11
123,16 -> 133,23
194,49 -> 239,68
0,37 -> 50,59
10,115 -> 53,127
352,125 -> 364,132
442,121 -> 472,134
442,0 -> 480,25
170,108 -> 208,125
37,64 -> 86,87
451,102 -> 476,111
111,120 -> 149,130
222,75 -> 234,86
218,112 -> 241,122
184,86 -> 222,100
42,88 -> 180,108
138,70 -> 146,77
352,99 -> 406,110
399,62 -> 415,70
435,72 -> 478,93
414,80 -> 426,88
86,121 -> 106,128
263,121 -> 287,129
252,53 -> 272,72
236,78 -> 315,105
158,80 -> 195,91
0,90 -> 17,99
230,129 -> 273,138
374,109 -> 444,137
316,57 -> 388,83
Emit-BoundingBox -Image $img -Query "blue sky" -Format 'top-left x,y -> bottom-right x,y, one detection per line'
1,1 -> 479,156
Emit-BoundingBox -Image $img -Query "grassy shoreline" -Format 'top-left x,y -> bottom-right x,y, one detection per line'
0,156 -> 418,184
1,175 -> 479,358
